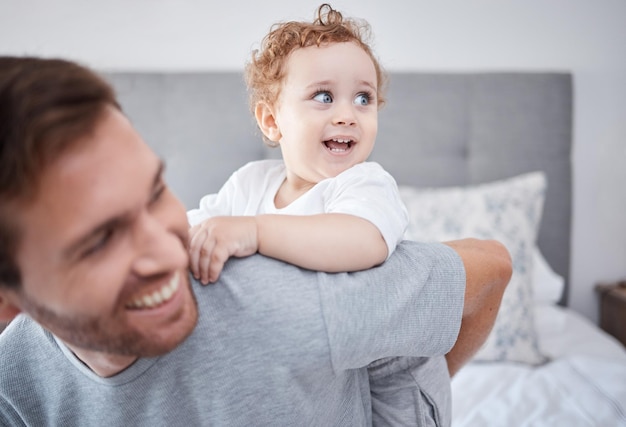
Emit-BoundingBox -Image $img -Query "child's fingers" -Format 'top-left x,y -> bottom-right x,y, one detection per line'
208,246 -> 229,283
199,241 -> 216,285
188,228 -> 208,280
188,224 -> 201,244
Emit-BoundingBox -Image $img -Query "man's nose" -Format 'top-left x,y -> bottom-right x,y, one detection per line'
131,211 -> 188,276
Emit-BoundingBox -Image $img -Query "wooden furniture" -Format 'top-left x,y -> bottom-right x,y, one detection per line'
596,280 -> 626,347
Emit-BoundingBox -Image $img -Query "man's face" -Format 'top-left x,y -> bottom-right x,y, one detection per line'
9,107 -> 197,359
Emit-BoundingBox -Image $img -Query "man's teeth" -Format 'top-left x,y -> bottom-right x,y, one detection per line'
126,272 -> 180,309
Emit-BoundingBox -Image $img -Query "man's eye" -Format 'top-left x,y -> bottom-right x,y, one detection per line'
354,93 -> 372,106
83,229 -> 114,258
150,184 -> 166,204
313,91 -> 333,104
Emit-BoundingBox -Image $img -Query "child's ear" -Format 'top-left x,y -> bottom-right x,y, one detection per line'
255,102 -> 282,143
0,290 -> 21,323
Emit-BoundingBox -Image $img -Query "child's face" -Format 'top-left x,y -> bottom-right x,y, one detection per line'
273,42 -> 378,188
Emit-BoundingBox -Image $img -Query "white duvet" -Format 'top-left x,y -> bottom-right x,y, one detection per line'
451,305 -> 626,427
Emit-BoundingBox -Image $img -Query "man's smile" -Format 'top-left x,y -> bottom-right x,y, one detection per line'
125,271 -> 181,309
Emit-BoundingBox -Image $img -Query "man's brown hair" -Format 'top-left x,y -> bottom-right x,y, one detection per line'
0,56 -> 119,288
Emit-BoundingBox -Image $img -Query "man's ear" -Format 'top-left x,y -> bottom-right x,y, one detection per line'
0,290 -> 21,322
255,102 -> 282,143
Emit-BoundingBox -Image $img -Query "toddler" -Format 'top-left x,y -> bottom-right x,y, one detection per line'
188,4 -> 445,425
187,4 -> 408,284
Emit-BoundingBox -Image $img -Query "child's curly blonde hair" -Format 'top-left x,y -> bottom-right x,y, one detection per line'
244,3 -> 387,114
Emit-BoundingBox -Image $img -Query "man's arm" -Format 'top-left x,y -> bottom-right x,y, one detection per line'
443,238 -> 512,376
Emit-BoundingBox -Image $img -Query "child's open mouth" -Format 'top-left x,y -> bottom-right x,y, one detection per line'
324,138 -> 353,152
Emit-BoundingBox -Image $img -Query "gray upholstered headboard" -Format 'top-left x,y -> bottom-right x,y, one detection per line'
105,71 -> 572,304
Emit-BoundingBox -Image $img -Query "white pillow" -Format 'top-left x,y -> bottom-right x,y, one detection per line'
532,248 -> 565,305
399,172 -> 548,365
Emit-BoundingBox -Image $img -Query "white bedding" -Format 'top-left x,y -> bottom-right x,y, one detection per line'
451,305 -> 626,426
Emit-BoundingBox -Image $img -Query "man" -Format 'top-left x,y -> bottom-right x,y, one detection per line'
0,56 -> 511,426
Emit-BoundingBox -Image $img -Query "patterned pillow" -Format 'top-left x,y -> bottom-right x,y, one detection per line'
399,172 -> 548,364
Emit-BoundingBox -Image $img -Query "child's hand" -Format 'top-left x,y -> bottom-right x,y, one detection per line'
188,216 -> 258,285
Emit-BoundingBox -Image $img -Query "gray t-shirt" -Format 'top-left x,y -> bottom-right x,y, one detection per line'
0,241 -> 464,426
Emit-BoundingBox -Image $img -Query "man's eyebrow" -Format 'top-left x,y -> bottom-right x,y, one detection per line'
63,159 -> 166,260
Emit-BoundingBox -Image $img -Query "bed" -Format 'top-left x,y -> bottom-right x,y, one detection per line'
97,71 -> 626,426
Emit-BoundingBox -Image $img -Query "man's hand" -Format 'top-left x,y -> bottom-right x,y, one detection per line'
188,216 -> 258,284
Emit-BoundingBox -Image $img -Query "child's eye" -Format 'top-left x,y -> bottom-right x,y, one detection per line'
313,91 -> 333,104
354,92 -> 372,106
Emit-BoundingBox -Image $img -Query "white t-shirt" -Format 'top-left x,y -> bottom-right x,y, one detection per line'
187,159 -> 409,259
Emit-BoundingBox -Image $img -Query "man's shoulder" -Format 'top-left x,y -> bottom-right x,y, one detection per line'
0,316 -> 52,381
1,315 -> 46,347
203,254 -> 320,295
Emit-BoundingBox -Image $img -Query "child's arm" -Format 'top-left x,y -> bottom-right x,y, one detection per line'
258,213 -> 388,269
188,213 -> 387,284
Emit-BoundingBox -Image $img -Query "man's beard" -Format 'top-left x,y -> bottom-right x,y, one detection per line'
18,281 -> 199,358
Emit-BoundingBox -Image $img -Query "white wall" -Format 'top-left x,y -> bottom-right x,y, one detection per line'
2,0 -> 625,323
